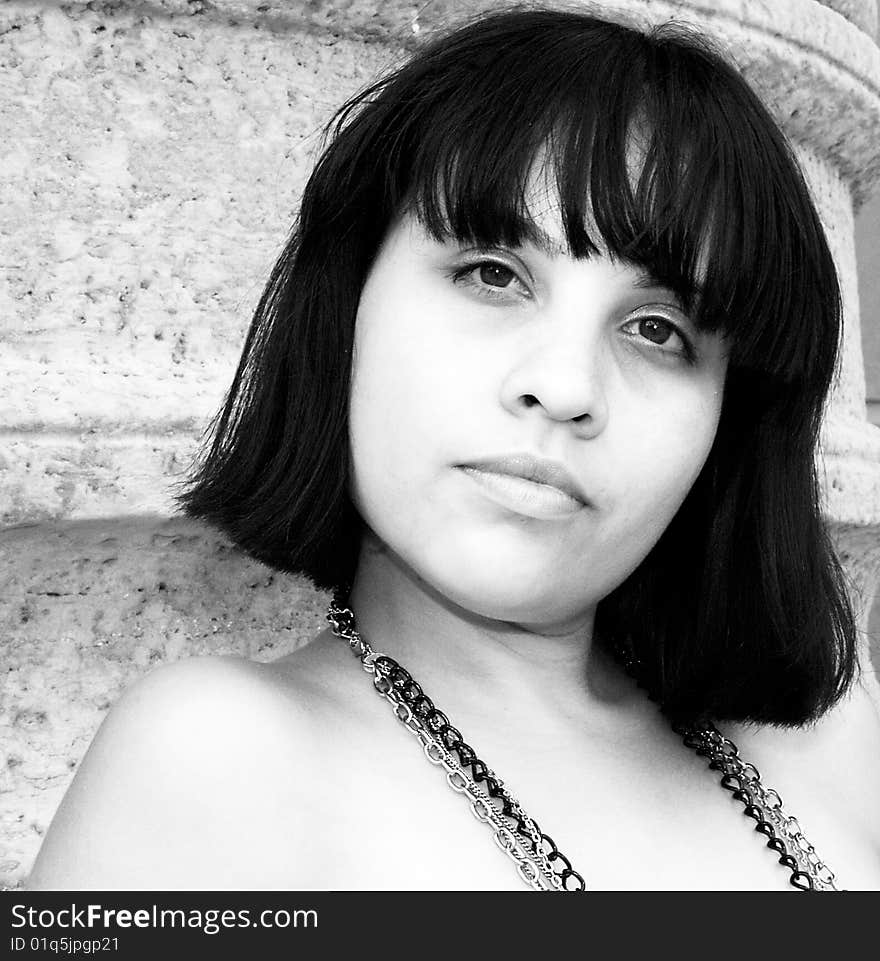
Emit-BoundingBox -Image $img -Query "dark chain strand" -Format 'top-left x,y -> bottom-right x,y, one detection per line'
614,646 -> 839,892
372,666 -> 558,888
329,594 -> 839,892
671,722 -> 837,891
374,653 -> 587,890
327,594 -> 584,889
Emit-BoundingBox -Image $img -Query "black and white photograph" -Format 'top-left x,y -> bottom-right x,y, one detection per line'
2,0 -> 880,908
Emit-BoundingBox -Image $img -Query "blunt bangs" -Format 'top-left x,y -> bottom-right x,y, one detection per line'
332,10 -> 839,402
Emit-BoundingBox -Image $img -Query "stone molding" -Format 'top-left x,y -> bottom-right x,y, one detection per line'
816,0 -> 877,36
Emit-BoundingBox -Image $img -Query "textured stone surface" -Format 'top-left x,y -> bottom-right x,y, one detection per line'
0,516 -> 328,890
817,0 -> 878,37
2,0 -> 880,891
0,431 -> 199,525
0,1 -> 395,440
856,191 -> 880,414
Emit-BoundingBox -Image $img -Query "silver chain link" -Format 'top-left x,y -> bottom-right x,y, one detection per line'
328,598 -> 840,891
678,724 -> 839,891
338,617 -> 558,889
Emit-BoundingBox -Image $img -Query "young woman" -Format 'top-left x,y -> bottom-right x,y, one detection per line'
28,7 -> 880,891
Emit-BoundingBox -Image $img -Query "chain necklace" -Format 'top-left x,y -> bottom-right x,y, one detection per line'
326,592 -> 840,892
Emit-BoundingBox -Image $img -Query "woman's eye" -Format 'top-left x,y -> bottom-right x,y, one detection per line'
624,314 -> 695,361
450,259 -> 530,300
478,263 -> 516,288
637,316 -> 676,345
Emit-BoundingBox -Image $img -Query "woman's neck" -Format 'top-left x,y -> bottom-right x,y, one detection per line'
346,533 -> 648,738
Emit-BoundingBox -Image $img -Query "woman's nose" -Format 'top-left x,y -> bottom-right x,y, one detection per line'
498,328 -> 610,438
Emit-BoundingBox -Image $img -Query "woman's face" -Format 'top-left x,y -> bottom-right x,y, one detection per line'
348,203 -> 729,633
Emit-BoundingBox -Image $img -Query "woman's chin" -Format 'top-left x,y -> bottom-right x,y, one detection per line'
426,568 -> 597,634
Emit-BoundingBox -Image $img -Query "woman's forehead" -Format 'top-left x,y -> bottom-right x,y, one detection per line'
518,163 -> 572,256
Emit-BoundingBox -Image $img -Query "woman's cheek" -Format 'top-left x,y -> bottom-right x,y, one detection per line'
615,392 -> 719,516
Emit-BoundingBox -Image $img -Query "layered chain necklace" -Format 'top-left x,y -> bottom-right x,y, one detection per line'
327,592 -> 840,892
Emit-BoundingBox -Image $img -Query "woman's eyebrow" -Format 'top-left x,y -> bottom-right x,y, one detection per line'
630,268 -> 703,306
631,269 -> 679,293
517,222 -> 569,258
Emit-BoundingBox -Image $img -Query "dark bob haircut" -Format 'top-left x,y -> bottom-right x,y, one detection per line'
178,6 -> 858,727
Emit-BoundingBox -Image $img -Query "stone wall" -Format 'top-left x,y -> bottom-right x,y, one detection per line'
856,190 -> 880,427
2,0 -> 879,890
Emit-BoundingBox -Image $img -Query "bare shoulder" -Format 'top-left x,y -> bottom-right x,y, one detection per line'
726,671 -> 880,890
28,648 -> 338,891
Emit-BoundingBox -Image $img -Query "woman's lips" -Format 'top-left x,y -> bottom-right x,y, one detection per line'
458,465 -> 586,519
458,453 -> 589,501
